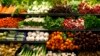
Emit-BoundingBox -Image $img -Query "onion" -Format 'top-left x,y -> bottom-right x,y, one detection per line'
53,53 -> 57,56
44,32 -> 49,37
66,53 -> 72,56
35,36 -> 40,41
72,52 -> 76,56
32,32 -> 36,37
26,37 -> 34,41
44,37 -> 48,41
28,32 -> 32,36
36,31 -> 40,34
39,32 -> 44,36
39,36 -> 44,41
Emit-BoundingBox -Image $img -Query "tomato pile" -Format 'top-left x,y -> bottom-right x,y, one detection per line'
0,17 -> 22,28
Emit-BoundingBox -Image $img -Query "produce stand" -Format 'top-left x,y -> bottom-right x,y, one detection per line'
0,0 -> 100,56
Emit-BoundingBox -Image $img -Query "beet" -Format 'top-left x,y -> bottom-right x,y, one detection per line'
74,31 -> 100,51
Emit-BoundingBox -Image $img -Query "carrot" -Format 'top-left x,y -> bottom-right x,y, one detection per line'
0,6 -> 3,12
9,6 -> 16,13
20,9 -> 27,14
2,5 -> 16,13
5,5 -> 12,13
1,6 -> 8,13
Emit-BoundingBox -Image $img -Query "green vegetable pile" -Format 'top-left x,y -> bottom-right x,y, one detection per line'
0,32 -> 8,40
16,32 -> 25,41
18,17 -> 44,28
18,44 -> 46,56
19,21 -> 44,27
83,15 -> 100,29
43,16 -> 64,30
67,0 -> 80,13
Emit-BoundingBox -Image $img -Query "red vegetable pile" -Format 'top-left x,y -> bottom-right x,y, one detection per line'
74,31 -> 100,50
63,17 -> 84,30
78,1 -> 100,14
0,17 -> 22,28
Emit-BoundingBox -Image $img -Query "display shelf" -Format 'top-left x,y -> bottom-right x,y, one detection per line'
0,41 -> 46,43
0,28 -> 100,31
0,13 -> 67,17
0,13 -> 99,17
0,0 -> 99,56
0,28 -> 47,31
70,13 -> 100,16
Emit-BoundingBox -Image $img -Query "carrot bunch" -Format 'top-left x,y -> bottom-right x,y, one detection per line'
0,17 -> 22,28
0,5 -> 16,14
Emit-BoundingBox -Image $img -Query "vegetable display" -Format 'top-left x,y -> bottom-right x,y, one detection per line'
74,31 -> 100,50
78,0 -> 100,14
43,16 -> 64,30
0,31 -> 8,40
0,0 -> 100,56
78,51 -> 100,56
48,5 -> 72,13
26,31 -> 49,41
0,5 -> 16,14
7,31 -> 16,40
0,0 -> 99,14
0,31 -> 25,41
83,15 -> 100,29
27,1 -> 52,14
63,17 -> 84,30
0,0 -> 28,14
19,17 -> 45,29
18,44 -> 46,56
0,17 -> 22,28
0,15 -> 99,30
46,31 -> 79,51
67,0 -> 80,13
46,51 -> 76,56
0,31 -> 16,40
16,32 -> 25,41
0,43 -> 21,56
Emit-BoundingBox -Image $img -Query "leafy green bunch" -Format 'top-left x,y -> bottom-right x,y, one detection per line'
43,16 -> 64,30
83,15 -> 100,29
